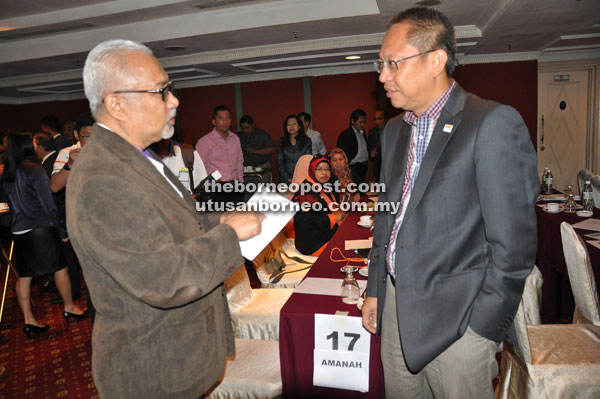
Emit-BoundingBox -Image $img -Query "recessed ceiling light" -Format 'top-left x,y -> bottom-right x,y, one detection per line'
415,0 -> 441,6
164,45 -> 186,51
345,55 -> 361,60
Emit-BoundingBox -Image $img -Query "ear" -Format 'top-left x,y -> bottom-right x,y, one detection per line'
429,49 -> 448,78
73,129 -> 79,141
103,94 -> 128,122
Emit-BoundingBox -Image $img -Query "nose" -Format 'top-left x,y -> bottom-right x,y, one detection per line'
167,91 -> 179,108
378,67 -> 390,83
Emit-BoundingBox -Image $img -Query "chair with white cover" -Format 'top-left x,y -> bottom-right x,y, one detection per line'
206,338 -> 282,399
589,174 -> 600,210
496,267 -> 600,398
560,222 -> 600,325
224,265 -> 293,340
496,265 -> 543,398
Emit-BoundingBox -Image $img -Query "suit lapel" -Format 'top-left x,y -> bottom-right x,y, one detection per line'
96,126 -> 200,220
385,118 -> 411,204
402,85 -> 467,221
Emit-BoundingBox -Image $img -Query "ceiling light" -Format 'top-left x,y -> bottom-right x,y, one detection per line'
345,55 -> 361,60
164,45 -> 187,51
415,0 -> 441,6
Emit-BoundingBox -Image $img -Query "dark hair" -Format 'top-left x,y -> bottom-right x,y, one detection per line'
349,109 -> 366,124
298,112 -> 311,123
387,7 -> 457,77
40,115 -> 62,133
212,105 -> 231,119
2,133 -> 35,182
33,132 -> 57,152
375,109 -> 390,119
282,115 -> 309,147
239,115 -> 254,126
75,113 -> 95,133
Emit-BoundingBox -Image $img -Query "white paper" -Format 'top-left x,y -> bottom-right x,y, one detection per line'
314,314 -> 370,392
571,218 -> 600,231
345,239 -> 372,250
294,277 -> 367,296
238,190 -> 296,260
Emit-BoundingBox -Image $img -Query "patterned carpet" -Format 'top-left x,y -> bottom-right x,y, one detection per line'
0,270 -> 97,399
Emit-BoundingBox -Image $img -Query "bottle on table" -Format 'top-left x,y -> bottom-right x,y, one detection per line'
582,180 -> 594,211
543,168 -> 553,195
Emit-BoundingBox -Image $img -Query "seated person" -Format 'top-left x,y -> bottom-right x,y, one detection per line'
293,156 -> 345,256
329,147 -> 363,203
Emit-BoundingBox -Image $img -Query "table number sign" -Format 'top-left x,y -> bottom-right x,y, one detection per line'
313,312 -> 370,392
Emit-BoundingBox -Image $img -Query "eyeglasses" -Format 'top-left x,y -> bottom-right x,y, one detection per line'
373,49 -> 436,73
111,81 -> 174,102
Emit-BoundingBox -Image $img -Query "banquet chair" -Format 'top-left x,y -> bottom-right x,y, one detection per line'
224,265 -> 293,340
206,338 -> 282,399
496,265 -> 543,398
589,175 -> 600,210
252,230 -> 316,288
578,168 -> 594,195
284,154 -> 313,200
496,270 -> 600,398
560,222 -> 600,325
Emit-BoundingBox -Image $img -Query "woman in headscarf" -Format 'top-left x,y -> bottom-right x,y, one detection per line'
293,156 -> 346,256
1,133 -> 87,338
277,115 -> 312,183
329,147 -> 363,203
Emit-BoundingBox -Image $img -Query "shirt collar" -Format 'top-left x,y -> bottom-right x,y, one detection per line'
403,79 -> 457,126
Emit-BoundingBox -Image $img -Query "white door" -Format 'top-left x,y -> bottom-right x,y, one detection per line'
538,68 -> 591,193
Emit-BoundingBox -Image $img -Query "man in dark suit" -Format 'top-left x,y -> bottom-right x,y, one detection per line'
368,109 -> 389,182
67,39 -> 264,398
336,109 -> 369,180
362,7 -> 538,398
41,115 -> 68,151
33,132 -> 58,177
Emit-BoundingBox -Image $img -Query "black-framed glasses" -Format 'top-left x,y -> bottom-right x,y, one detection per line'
373,50 -> 436,73
111,81 -> 174,102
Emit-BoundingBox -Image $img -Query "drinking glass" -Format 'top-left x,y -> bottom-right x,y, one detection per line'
564,185 -> 577,212
340,266 -> 360,304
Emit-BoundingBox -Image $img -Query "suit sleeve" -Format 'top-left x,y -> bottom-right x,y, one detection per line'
69,174 -> 243,310
277,139 -> 289,182
469,104 -> 538,339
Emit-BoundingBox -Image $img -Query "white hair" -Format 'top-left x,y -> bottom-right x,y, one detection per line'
83,39 -> 153,116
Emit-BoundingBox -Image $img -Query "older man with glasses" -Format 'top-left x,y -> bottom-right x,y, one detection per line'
362,7 -> 538,398
66,39 -> 264,399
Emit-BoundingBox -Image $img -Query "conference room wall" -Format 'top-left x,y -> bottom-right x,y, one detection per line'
0,60 -> 537,157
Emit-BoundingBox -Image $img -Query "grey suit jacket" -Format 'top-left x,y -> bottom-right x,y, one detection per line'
366,83 -> 538,372
67,125 -> 243,398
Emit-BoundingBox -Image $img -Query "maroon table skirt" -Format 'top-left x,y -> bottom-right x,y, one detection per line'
536,204 -> 600,323
279,211 -> 384,398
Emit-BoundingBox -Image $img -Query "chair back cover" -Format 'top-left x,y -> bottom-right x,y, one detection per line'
224,265 -> 255,312
522,265 -> 543,326
560,222 -> 600,325
589,174 -> 600,209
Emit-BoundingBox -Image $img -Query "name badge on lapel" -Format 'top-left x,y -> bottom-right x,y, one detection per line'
443,124 -> 454,133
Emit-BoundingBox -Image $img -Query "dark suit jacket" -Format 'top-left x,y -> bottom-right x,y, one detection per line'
337,126 -> 366,163
41,151 -> 58,178
53,134 -> 69,151
67,125 -> 243,398
366,83 -> 538,372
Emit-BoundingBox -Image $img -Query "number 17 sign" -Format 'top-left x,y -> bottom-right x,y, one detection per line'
313,313 -> 370,392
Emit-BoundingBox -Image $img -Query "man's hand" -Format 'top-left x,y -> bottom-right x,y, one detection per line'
67,148 -> 81,167
361,296 -> 377,334
220,211 -> 265,241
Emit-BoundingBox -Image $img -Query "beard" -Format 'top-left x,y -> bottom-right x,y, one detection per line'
161,110 -> 176,140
